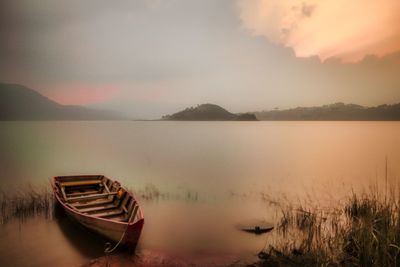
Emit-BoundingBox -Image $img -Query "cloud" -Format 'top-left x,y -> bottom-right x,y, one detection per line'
237,0 -> 400,62
301,3 -> 315,18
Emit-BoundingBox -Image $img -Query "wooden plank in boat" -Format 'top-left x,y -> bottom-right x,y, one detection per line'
60,186 -> 68,201
103,182 -> 110,193
66,203 -> 79,211
68,192 -> 118,202
56,175 -> 104,183
79,203 -> 117,213
72,198 -> 114,208
67,189 -> 101,197
96,208 -> 124,218
128,205 -> 139,222
110,216 -> 128,222
61,180 -> 102,187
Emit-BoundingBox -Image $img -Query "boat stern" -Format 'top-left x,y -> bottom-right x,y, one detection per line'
124,218 -> 144,248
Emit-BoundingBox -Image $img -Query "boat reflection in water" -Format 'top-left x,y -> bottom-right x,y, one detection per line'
54,204 -> 106,258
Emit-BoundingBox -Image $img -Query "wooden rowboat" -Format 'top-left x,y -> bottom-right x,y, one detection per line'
51,175 -> 144,249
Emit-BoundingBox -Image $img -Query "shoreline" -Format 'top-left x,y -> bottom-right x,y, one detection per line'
1,186 -> 400,266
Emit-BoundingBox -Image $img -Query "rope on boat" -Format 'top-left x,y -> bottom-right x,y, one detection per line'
104,202 -> 137,254
104,227 -> 128,254
104,222 -> 130,255
104,233 -> 127,266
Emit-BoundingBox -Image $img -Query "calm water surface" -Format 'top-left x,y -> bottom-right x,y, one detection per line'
1,121 -> 399,266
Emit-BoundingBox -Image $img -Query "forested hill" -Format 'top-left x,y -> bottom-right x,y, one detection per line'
162,104 -> 258,121
254,103 -> 400,121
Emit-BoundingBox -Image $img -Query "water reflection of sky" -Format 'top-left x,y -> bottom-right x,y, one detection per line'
1,121 -> 400,266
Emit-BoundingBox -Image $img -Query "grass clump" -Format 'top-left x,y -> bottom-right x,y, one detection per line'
0,186 -> 54,224
255,189 -> 400,267
342,193 -> 400,266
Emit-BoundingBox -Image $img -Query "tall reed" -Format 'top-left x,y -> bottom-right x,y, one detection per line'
257,187 -> 400,267
0,186 -> 54,224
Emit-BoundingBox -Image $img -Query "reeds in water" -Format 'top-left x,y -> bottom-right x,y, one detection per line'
0,183 -> 200,224
258,188 -> 400,267
0,186 -> 55,224
131,183 -> 199,202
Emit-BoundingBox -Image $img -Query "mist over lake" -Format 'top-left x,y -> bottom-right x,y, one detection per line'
1,121 -> 399,266
2,121 -> 399,192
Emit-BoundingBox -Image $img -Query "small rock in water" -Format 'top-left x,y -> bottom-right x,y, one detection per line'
235,219 -> 274,234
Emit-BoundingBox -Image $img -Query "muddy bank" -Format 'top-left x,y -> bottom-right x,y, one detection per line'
80,250 -> 248,267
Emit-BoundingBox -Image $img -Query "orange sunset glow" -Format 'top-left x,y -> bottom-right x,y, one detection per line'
238,0 -> 400,62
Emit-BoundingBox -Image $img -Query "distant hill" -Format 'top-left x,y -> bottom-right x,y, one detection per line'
0,83 -> 122,120
162,104 -> 258,121
255,102 -> 400,121
4,83 -> 399,121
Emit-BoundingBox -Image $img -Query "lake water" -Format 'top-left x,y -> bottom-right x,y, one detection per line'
1,121 -> 400,266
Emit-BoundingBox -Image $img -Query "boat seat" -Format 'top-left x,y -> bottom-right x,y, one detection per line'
80,203 -> 117,213
61,180 -> 102,187
95,208 -> 125,218
108,215 -> 128,222
67,192 -> 118,202
67,189 -> 101,197
72,198 -> 114,209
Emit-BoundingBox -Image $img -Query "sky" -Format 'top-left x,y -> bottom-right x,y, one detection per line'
1,0 -> 400,119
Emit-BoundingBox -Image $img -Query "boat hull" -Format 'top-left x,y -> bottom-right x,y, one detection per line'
52,175 -> 144,249
61,200 -> 144,247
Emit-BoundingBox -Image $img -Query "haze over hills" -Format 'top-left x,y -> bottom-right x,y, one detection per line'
163,102 -> 400,121
0,83 -> 122,120
1,82 -> 400,121
162,104 -> 258,121
255,102 -> 400,121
